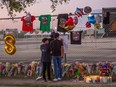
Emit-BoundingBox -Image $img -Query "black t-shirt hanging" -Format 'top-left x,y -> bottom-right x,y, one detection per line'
57,14 -> 68,32
70,31 -> 82,45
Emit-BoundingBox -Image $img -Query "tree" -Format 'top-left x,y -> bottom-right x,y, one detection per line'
0,0 -> 70,18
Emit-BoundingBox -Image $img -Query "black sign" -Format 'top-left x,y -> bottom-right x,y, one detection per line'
70,31 -> 82,44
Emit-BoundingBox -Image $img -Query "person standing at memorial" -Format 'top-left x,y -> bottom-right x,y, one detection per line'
40,38 -> 52,82
50,33 -> 64,81
49,31 -> 55,44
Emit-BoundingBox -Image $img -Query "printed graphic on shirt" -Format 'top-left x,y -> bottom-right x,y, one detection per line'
57,14 -> 68,32
39,15 -> 51,32
72,31 -> 80,41
21,16 -> 35,32
24,13 -> 33,27
59,18 -> 66,28
70,31 -> 82,45
25,21 -> 32,26
42,17 -> 48,25
41,48 -> 46,52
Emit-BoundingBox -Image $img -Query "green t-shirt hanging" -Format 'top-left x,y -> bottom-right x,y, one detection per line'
39,15 -> 51,32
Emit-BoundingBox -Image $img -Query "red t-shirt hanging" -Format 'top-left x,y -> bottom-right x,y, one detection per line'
21,16 -> 35,32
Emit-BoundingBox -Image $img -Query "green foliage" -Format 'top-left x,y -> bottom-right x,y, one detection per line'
0,0 -> 36,18
0,0 -> 70,18
50,0 -> 70,12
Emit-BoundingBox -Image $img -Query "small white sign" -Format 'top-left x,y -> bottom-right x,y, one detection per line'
60,35 -> 68,53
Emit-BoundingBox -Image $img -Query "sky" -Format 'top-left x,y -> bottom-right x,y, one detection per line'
0,0 -> 116,31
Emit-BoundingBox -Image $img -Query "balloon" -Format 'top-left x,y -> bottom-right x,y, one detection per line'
65,17 -> 75,30
4,34 -> 16,55
88,14 -> 96,24
66,17 -> 74,25
86,22 -> 91,28
73,16 -> 78,25
84,6 -> 92,14
65,25 -> 75,30
75,8 -> 84,17
94,23 -> 101,29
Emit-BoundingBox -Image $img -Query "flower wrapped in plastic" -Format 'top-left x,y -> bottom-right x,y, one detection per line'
5,62 -> 11,75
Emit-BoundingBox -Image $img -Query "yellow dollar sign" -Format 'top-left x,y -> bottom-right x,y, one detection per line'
4,34 -> 16,55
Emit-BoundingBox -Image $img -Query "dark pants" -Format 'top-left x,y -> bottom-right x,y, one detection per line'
42,62 -> 51,80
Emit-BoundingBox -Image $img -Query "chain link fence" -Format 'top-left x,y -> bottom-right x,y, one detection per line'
0,14 -> 116,64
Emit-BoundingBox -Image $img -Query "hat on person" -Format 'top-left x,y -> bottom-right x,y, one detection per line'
50,32 -> 55,38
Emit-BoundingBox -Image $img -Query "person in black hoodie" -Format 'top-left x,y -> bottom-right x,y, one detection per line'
40,38 -> 52,82
36,32 -> 55,81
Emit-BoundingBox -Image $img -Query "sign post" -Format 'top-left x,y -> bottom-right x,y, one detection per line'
60,34 -> 68,63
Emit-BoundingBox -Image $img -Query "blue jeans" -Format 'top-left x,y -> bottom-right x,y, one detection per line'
38,58 -> 43,76
53,56 -> 62,79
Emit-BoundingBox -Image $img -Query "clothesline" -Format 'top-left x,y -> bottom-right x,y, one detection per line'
0,13 -> 101,20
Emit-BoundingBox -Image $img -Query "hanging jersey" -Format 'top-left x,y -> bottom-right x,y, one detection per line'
39,15 -> 51,32
57,14 -> 68,32
21,16 -> 35,32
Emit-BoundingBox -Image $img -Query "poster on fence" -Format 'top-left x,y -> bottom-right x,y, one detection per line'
70,31 -> 82,44
60,35 -> 68,53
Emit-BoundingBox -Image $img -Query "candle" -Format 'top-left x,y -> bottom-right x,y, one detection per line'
100,76 -> 103,83
108,76 -> 112,83
91,75 -> 98,83
86,76 -> 91,83
102,76 -> 108,83
86,75 -> 100,83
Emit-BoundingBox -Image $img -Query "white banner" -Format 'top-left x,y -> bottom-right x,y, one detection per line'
60,35 -> 68,53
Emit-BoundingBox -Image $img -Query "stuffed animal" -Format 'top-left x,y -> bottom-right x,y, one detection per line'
73,16 -> 78,25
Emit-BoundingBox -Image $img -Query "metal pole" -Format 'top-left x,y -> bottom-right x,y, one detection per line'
63,33 -> 67,63
95,29 -> 97,48
0,13 -> 102,20
64,53 -> 67,63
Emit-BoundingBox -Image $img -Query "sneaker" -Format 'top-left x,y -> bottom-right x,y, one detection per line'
36,76 -> 42,80
53,79 -> 58,82
58,78 -> 62,81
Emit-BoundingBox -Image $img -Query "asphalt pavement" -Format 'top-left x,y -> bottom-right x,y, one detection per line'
0,36 -> 116,63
